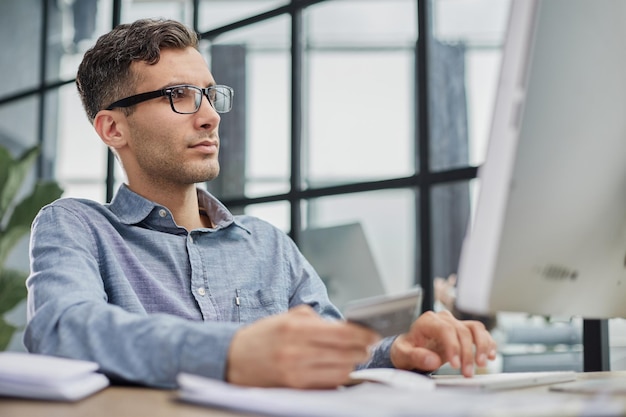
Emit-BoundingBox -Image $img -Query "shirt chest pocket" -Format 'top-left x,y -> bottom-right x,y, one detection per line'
234,288 -> 289,324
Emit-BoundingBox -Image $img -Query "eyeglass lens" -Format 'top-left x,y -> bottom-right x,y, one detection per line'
169,86 -> 232,114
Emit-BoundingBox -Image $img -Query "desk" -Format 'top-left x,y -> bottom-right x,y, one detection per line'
0,386 -> 253,417
3,372 -> 626,417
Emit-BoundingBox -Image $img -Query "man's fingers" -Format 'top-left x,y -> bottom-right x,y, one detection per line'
282,364 -> 359,389
281,340 -> 373,368
468,321 -> 498,365
227,306 -> 380,388
309,321 -> 380,349
396,335 -> 443,371
400,310 -> 497,376
285,307 -> 380,349
433,313 -> 493,377
438,314 -> 466,371
442,318 -> 475,377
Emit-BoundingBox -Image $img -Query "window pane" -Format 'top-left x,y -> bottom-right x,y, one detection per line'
198,0 -> 289,32
299,189 -> 416,309
307,0 -> 417,46
122,0 -> 193,25
0,1 -> 43,96
244,200 -> 290,233
429,0 -> 511,170
304,0 -> 416,188
0,97 -> 38,154
206,16 -> 290,199
610,319 -> 626,371
57,0 -> 114,80
56,83 -> 108,202
307,52 -> 414,185
41,90 -> 62,180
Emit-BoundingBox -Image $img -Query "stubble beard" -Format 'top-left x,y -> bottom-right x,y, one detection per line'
135,146 -> 221,188
130,123 -> 221,186
166,158 -> 220,186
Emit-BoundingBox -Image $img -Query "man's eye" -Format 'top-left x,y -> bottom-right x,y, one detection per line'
170,88 -> 187,100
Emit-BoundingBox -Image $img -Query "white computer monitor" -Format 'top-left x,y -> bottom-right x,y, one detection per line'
456,0 -> 626,319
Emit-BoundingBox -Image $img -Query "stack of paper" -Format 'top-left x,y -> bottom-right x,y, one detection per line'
0,352 -> 109,401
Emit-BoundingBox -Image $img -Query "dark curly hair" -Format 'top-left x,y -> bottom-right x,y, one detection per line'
76,18 -> 199,123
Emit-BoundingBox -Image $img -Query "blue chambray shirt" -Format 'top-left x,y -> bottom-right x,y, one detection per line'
24,184 -> 395,388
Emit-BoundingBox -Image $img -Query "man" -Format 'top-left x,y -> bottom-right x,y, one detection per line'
24,18 -> 496,389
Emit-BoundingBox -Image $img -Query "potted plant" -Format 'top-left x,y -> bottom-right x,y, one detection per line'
0,144 -> 63,350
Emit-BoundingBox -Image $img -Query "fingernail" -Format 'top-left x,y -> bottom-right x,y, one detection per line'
464,364 -> 474,377
451,355 -> 461,368
477,353 -> 487,366
424,354 -> 438,369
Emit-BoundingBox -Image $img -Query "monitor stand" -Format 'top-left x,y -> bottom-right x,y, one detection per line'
583,319 -> 610,372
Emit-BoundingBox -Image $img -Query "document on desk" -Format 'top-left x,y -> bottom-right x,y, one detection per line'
177,373 -> 624,417
0,352 -> 109,401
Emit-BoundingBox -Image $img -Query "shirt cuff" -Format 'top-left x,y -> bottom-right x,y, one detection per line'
178,322 -> 240,384
362,335 -> 398,369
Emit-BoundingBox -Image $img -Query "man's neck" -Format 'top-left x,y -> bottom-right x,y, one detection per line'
126,182 -> 211,231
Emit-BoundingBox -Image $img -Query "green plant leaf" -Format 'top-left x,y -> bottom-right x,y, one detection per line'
0,145 -> 40,222
0,316 -> 18,351
0,268 -> 27,316
0,181 -> 63,267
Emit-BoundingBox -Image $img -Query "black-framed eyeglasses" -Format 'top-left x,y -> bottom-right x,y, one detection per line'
105,84 -> 234,114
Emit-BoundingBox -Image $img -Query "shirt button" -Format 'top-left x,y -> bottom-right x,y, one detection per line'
158,209 -> 167,217
198,287 -> 206,296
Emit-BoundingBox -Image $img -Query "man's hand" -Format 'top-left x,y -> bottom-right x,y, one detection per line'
390,310 -> 497,377
226,305 -> 380,389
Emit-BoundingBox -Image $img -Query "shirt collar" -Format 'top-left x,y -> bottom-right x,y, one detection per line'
107,184 -> 248,233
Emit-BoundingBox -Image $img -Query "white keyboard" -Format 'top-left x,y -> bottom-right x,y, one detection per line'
433,371 -> 577,391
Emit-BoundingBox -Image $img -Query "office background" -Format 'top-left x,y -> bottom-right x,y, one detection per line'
3,0 -> 625,371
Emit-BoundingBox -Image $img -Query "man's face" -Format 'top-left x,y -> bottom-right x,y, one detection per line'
120,47 -> 222,189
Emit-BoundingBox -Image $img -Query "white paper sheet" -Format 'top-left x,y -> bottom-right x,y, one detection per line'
177,373 -> 624,417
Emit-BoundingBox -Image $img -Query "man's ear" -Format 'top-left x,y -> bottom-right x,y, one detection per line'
93,110 -> 128,150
